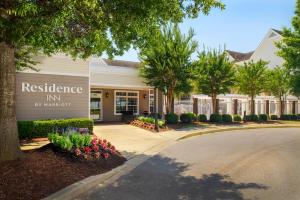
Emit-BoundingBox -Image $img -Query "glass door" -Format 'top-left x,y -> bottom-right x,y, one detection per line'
90,91 -> 102,121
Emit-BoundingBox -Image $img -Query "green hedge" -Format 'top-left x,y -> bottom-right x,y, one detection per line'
198,114 -> 208,122
165,113 -> 179,124
233,115 -> 242,122
244,114 -> 259,122
180,113 -> 197,123
18,118 -> 94,139
222,114 -> 233,123
270,115 -> 278,120
258,114 -> 269,122
210,114 -> 222,123
280,114 -> 298,121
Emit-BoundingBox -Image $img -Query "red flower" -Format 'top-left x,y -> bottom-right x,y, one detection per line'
84,146 -> 92,154
92,145 -> 99,152
102,152 -> 109,159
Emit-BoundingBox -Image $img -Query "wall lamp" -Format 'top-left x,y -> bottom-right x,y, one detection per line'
105,92 -> 109,98
143,94 -> 147,99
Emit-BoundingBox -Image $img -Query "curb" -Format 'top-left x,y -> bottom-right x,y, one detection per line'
178,125 -> 300,140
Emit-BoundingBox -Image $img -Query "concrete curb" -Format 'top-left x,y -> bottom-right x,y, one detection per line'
178,125 -> 300,140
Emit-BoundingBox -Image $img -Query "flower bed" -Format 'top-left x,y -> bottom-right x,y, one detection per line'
48,132 -> 117,160
130,116 -> 165,131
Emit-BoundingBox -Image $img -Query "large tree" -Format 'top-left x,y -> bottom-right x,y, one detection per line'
267,66 -> 291,116
139,24 -> 198,114
277,0 -> 300,96
236,60 -> 269,115
194,49 -> 235,114
0,0 -> 224,161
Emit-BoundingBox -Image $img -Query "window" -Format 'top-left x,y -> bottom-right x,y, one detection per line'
149,90 -> 155,113
115,91 -> 139,115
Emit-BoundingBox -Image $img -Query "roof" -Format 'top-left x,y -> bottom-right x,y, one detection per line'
103,58 -> 140,68
226,50 -> 254,62
271,28 -> 282,35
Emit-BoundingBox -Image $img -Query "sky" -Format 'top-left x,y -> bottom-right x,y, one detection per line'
105,0 -> 296,62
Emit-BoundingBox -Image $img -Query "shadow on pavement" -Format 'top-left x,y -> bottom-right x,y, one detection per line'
84,153 -> 268,200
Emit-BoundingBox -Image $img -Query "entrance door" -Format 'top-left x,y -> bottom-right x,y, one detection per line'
90,91 -> 102,121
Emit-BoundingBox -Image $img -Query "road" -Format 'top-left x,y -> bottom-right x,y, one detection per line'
80,128 -> 300,200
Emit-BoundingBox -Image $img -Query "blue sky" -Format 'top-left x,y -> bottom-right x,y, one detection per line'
106,0 -> 296,61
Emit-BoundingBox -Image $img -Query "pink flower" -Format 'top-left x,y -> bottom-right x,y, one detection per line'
101,142 -> 107,149
74,148 -> 81,156
92,145 -> 99,152
91,138 -> 98,146
98,139 -> 102,145
102,152 -> 110,159
84,146 -> 92,154
111,145 -> 116,151
103,139 -> 107,144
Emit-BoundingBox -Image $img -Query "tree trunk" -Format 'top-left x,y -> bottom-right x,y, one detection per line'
279,99 -> 285,116
250,96 -> 255,115
211,93 -> 218,114
166,89 -> 174,114
0,42 -> 23,161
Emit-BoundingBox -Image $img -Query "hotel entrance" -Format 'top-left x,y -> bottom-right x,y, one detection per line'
90,90 -> 103,121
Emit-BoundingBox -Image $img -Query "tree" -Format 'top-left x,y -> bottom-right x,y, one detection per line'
0,0 -> 224,161
236,60 -> 269,115
277,0 -> 300,96
194,49 -> 235,114
267,66 -> 291,116
139,24 -> 198,114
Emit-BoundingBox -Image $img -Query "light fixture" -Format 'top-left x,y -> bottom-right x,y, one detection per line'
143,94 -> 147,99
105,92 -> 109,98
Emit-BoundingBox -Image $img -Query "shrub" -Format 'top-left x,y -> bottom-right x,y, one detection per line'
244,114 -> 259,122
258,114 -> 269,122
298,114 -> 300,120
280,114 -> 298,120
137,116 -> 165,127
18,118 -> 93,139
48,133 -> 117,160
165,113 -> 179,124
222,114 -> 233,123
198,114 -> 207,122
270,115 -> 278,120
210,114 -> 222,123
233,115 -> 242,122
149,113 -> 162,119
180,113 -> 197,123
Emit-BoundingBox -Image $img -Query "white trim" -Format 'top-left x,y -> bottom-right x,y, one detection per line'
149,89 -> 155,113
90,83 -> 152,90
90,90 -> 103,121
17,71 -> 89,77
114,90 -> 139,115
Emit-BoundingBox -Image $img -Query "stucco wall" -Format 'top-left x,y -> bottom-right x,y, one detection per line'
16,73 -> 89,121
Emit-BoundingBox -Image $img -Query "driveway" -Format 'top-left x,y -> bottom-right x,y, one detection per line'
81,128 -> 300,200
93,124 -> 170,159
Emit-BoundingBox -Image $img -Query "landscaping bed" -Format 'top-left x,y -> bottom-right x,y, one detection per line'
0,139 -> 126,200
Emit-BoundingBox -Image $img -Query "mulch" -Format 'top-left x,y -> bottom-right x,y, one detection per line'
0,143 -> 126,200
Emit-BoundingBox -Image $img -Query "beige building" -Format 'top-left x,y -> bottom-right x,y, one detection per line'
16,54 -> 163,122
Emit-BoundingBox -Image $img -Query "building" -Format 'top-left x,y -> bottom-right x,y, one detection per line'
175,29 -> 299,117
16,54 -> 163,122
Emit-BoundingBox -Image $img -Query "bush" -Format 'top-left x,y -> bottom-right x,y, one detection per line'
280,114 -> 298,120
18,118 -> 93,139
298,114 -> 300,120
198,114 -> 207,122
137,116 -> 165,127
244,114 -> 259,122
180,113 -> 197,123
165,113 -> 179,124
258,114 -> 269,122
149,113 -> 162,119
233,115 -> 242,122
210,114 -> 222,123
270,115 -> 278,120
222,114 -> 233,123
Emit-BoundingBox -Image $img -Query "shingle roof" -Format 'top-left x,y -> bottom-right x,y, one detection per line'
103,58 -> 140,68
272,29 -> 282,35
226,50 -> 254,62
